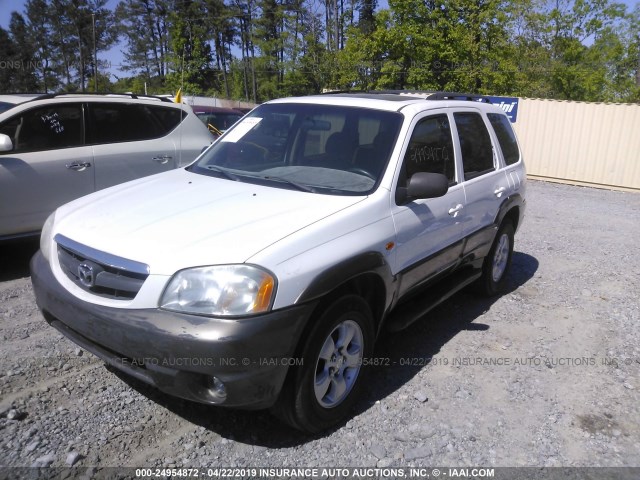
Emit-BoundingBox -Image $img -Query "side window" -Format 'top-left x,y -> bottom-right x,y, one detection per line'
454,112 -> 494,180
87,104 -> 166,144
488,113 -> 520,166
0,104 -> 83,153
401,114 -> 455,185
149,106 -> 184,134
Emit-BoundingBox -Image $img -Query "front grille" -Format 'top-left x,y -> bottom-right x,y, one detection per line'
55,234 -> 149,300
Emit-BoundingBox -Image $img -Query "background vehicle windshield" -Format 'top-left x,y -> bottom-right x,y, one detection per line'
189,103 -> 402,195
195,111 -> 243,135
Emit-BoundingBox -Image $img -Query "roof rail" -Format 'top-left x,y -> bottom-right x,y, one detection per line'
426,91 -> 491,103
319,89 -> 367,95
374,90 -> 491,103
29,92 -> 174,103
317,89 -> 493,103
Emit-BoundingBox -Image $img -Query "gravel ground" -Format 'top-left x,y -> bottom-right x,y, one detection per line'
0,180 -> 639,472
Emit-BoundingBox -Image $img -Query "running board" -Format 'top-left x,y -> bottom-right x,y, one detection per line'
386,269 -> 482,332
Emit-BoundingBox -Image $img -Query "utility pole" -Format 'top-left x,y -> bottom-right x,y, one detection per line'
92,13 -> 98,92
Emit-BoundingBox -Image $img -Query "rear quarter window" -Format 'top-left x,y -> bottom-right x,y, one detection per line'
488,113 -> 520,166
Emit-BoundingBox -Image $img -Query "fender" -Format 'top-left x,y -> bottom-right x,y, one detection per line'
495,193 -> 525,231
457,193 -> 526,269
295,251 -> 396,314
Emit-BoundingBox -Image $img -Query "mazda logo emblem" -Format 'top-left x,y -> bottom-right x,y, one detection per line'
77,263 -> 95,288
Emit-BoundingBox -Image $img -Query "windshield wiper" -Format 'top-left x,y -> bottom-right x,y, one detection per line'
205,165 -> 240,181
263,175 -> 316,193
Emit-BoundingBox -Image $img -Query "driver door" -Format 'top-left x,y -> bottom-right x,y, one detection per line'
390,112 -> 465,297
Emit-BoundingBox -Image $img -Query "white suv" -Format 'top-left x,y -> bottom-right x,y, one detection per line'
31,91 -> 526,432
0,93 -> 213,240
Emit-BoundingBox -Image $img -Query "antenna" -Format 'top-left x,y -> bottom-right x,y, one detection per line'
176,46 -> 186,167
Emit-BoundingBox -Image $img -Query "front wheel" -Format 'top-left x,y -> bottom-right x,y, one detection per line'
479,221 -> 515,296
274,294 -> 374,433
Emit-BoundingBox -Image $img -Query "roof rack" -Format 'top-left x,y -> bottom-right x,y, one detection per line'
374,90 -> 491,103
426,91 -> 491,103
29,92 -> 174,103
319,89 -> 367,95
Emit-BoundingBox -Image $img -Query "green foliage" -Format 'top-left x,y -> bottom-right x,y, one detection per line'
0,15 -> 40,93
0,0 -> 637,102
115,0 -> 172,81
165,1 -> 213,95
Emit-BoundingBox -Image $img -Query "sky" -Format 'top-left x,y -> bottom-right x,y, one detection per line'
1,0 -> 639,81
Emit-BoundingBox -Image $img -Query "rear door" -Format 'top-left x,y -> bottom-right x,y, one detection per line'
87,103 -> 178,191
452,110 -> 511,256
0,102 -> 93,236
487,113 -> 525,193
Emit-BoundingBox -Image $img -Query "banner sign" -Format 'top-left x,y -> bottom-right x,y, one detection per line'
485,96 -> 519,123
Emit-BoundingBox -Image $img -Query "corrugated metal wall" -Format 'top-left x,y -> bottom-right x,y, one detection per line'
512,98 -> 640,192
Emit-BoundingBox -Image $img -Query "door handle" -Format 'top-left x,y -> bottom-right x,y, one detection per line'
494,187 -> 506,198
152,155 -> 173,165
448,204 -> 464,217
66,162 -> 91,171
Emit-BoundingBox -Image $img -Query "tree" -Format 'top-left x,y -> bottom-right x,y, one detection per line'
0,28 -> 19,92
358,0 -> 376,34
25,0 -> 58,92
281,0 -> 331,96
165,0 -> 213,95
2,0 -> 636,101
203,0 -> 237,98
45,0 -> 117,91
7,13 -> 40,92
231,0 -> 259,102
115,0 -> 172,84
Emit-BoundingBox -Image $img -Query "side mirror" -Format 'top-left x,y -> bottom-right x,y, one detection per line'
0,134 -> 13,152
407,172 -> 449,198
396,172 -> 449,204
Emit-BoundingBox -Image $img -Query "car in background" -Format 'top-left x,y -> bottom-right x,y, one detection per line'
0,93 -> 214,240
192,106 -> 244,136
234,107 -> 254,115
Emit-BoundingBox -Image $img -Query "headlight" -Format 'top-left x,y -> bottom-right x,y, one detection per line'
40,211 -> 56,262
160,265 -> 276,317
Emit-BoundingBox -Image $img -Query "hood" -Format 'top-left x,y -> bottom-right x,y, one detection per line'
55,169 -> 365,275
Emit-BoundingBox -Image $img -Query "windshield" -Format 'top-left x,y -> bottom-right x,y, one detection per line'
189,103 -> 403,195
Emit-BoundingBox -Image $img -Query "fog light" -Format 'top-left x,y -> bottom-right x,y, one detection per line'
208,376 -> 227,402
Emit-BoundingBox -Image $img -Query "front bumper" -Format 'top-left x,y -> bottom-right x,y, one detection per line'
30,251 -> 315,409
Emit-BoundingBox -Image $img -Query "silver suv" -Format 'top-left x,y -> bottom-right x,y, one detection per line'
31,91 -> 526,432
0,93 -> 214,240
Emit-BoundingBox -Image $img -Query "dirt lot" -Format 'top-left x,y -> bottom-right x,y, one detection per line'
0,180 -> 639,473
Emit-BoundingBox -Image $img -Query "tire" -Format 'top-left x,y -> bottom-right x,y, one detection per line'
274,294 -> 374,433
479,221 -> 515,296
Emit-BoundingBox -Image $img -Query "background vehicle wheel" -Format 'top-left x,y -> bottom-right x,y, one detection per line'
274,294 -> 374,433
479,221 -> 514,296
